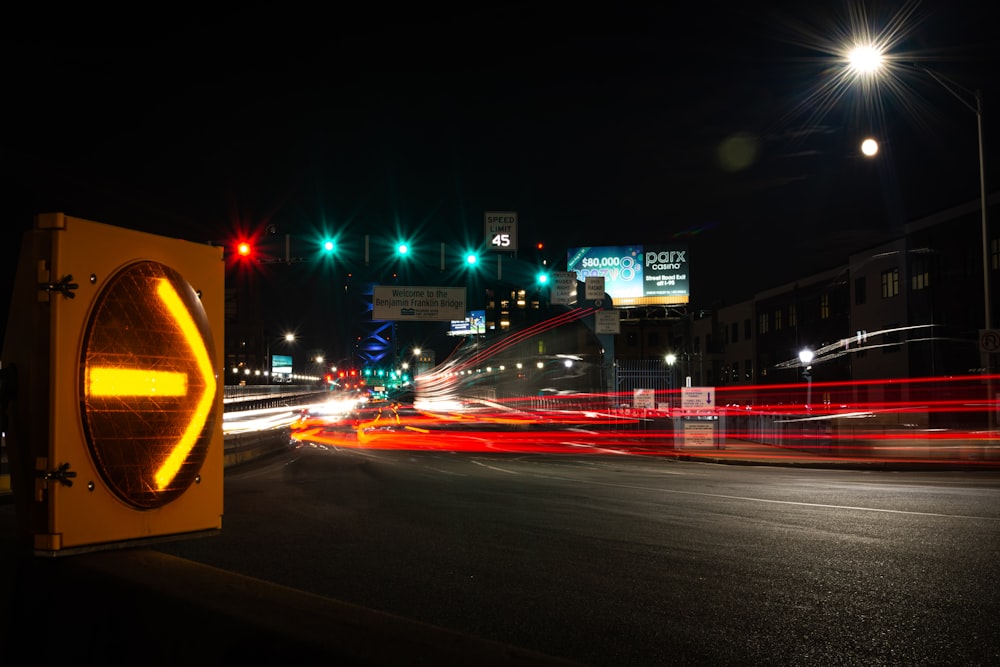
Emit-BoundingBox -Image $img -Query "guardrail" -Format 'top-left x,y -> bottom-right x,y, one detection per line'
224,385 -> 327,411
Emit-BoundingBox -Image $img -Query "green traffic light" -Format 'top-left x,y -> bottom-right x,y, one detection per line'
537,272 -> 549,284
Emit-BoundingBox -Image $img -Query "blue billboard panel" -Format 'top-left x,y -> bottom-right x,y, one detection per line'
567,244 -> 689,304
271,354 -> 293,377
566,246 -> 644,299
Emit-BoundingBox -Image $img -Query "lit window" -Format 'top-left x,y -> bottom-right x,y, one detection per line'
911,257 -> 930,290
881,268 -> 899,298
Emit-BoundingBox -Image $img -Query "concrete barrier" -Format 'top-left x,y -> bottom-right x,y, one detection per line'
224,428 -> 292,468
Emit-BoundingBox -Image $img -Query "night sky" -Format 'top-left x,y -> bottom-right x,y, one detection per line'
3,1 -> 998,360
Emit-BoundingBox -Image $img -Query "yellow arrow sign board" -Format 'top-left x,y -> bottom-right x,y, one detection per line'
2,213 -> 225,555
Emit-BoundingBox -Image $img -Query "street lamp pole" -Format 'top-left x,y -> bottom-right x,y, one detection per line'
917,68 -> 991,332
799,348 -> 814,411
665,353 -> 677,412
848,48 -> 993,436
912,68 -> 994,440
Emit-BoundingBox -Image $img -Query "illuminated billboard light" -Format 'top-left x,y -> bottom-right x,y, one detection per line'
271,354 -> 293,378
567,244 -> 689,306
448,310 -> 486,336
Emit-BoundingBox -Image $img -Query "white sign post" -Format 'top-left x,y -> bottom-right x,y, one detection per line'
552,271 -> 578,305
585,276 -> 605,301
683,421 -> 717,447
633,388 -> 655,409
680,386 -> 716,412
485,211 -> 518,252
595,310 -> 620,334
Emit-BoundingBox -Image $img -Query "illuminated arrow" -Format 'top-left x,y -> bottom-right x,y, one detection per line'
153,278 -> 217,490
88,369 -> 187,396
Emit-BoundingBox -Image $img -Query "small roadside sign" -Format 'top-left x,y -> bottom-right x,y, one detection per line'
595,309 -> 620,334
585,276 -> 605,300
552,271 -> 577,305
681,386 -> 715,410
633,388 -> 655,409
980,329 -> 1000,353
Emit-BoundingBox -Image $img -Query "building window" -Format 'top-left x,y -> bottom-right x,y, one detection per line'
744,359 -> 753,381
731,362 -> 739,383
855,276 -> 866,305
881,268 -> 900,298
758,312 -> 769,334
788,304 -> 797,327
820,294 -> 830,320
911,257 -> 930,290
774,308 -> 782,331
731,322 -> 739,343
744,318 -> 751,340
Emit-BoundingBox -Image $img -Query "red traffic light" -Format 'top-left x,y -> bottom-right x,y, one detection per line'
236,241 -> 252,258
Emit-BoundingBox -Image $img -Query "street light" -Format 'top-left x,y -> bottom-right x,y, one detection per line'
846,45 -> 991,332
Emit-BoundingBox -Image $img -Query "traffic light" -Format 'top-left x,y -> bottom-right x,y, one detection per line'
536,241 -> 549,266
1,213 -> 225,555
236,239 -> 253,258
537,271 -> 550,285
317,231 -> 338,259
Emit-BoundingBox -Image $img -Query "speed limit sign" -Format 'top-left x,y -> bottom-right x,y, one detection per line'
485,211 -> 517,252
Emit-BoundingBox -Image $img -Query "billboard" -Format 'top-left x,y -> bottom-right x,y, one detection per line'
271,354 -> 293,380
567,244 -> 689,305
448,310 -> 486,336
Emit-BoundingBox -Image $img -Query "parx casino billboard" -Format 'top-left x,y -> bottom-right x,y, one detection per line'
566,244 -> 689,306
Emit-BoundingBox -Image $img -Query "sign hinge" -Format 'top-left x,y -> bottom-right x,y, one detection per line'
41,274 -> 79,299
37,462 -> 77,487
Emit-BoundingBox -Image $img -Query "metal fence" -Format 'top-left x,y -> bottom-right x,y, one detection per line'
613,358 -> 672,402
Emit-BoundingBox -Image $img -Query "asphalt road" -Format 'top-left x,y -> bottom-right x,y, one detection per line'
149,444 -> 1000,666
